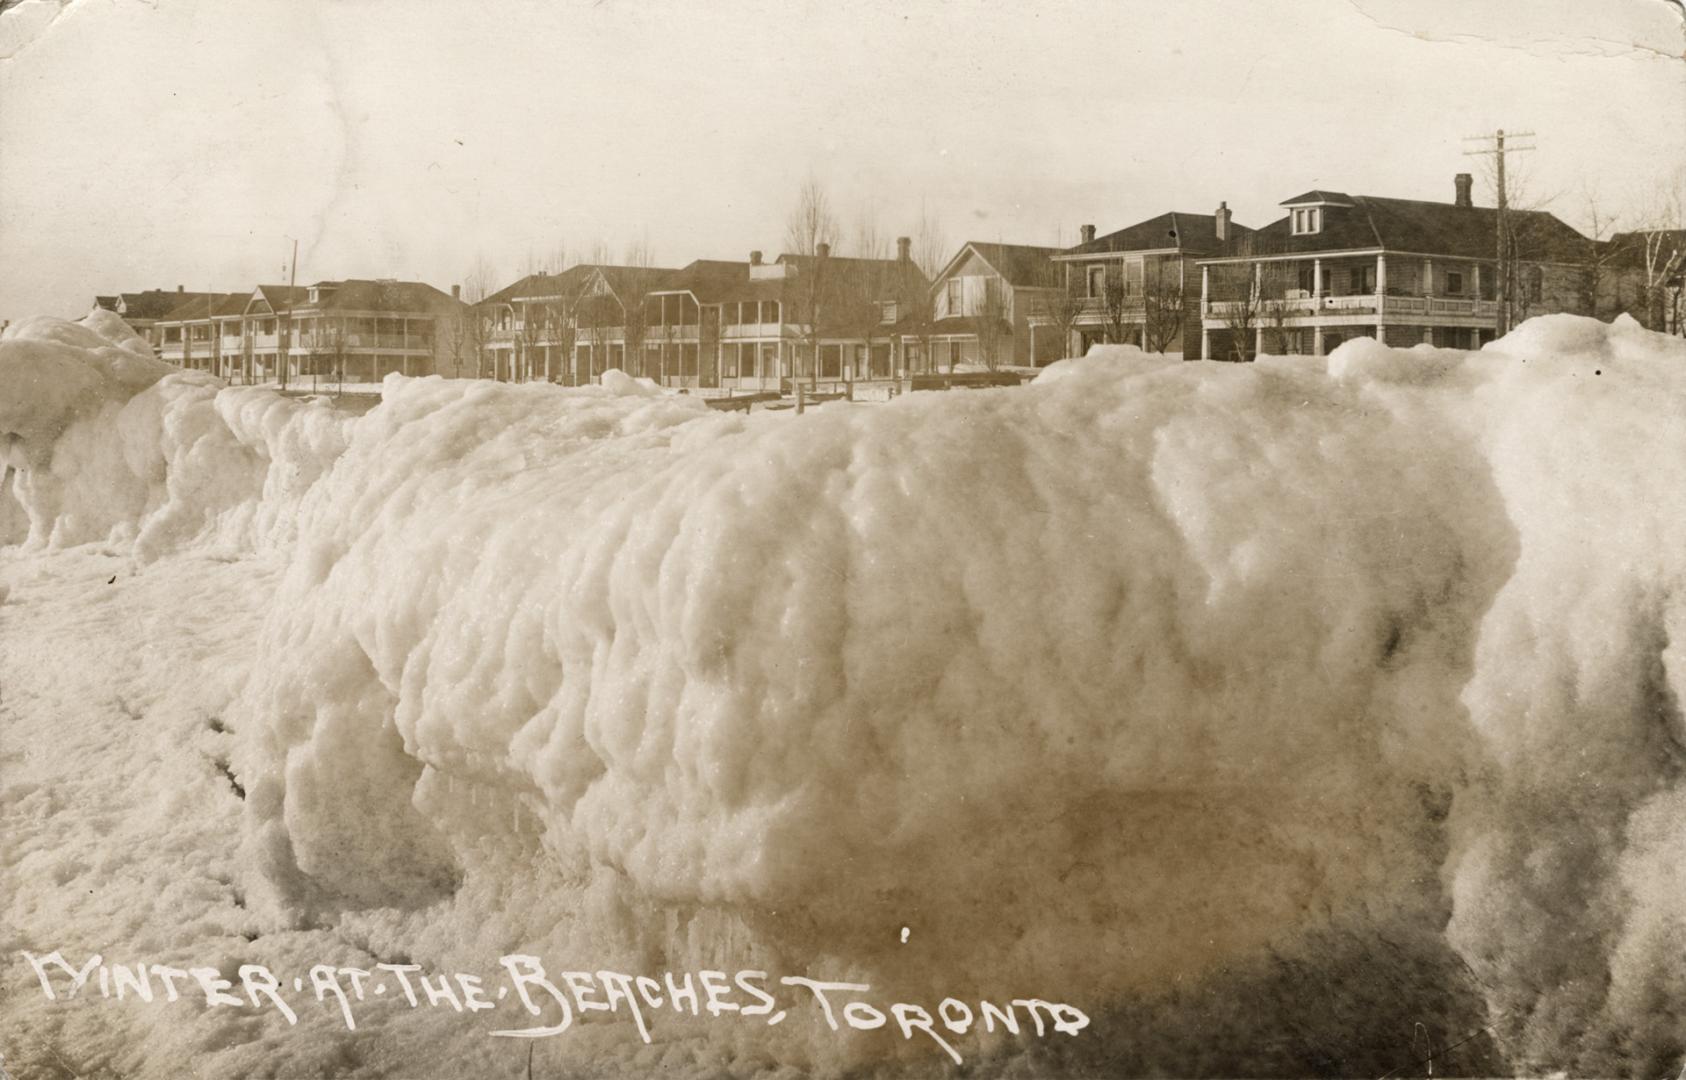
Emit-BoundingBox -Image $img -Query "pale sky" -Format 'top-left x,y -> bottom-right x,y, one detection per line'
1,0 -> 1682,320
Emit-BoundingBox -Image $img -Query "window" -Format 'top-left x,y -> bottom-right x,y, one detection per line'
1349,265 -> 1376,293
762,300 -> 778,324
1087,265 -> 1106,298
945,279 -> 963,315
1291,207 -> 1322,235
1445,271 -> 1464,295
682,344 -> 698,376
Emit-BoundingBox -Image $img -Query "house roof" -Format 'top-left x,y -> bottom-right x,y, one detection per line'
1280,190 -> 1356,207
1205,193 -> 1592,263
248,285 -> 309,315
1608,229 -> 1686,273
108,289 -> 226,321
941,242 -> 1061,288
301,278 -> 460,314
1058,212 -> 1251,257
653,259 -> 755,303
483,265 -> 599,307
158,292 -> 249,323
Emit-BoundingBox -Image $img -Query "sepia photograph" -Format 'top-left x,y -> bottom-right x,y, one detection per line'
1,1 -> 1684,1077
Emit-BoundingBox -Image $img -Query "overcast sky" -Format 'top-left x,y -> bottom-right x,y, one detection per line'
1,0 -> 1682,319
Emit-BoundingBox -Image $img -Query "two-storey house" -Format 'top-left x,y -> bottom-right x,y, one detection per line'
1042,207 -> 1247,360
1197,174 -> 1595,360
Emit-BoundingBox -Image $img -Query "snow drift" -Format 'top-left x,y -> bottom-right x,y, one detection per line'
3,311 -> 1682,1075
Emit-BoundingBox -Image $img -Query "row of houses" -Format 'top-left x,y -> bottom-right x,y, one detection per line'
106,172 -> 1684,389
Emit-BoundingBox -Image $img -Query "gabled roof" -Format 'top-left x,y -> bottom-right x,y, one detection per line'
158,292 -> 248,323
1058,212 -> 1251,257
247,285 -> 308,315
303,278 -> 460,314
653,259 -> 756,303
110,289 -> 225,321
483,265 -> 599,307
1205,193 -> 1591,262
936,241 -> 1061,288
1608,229 -> 1686,273
595,265 -> 678,303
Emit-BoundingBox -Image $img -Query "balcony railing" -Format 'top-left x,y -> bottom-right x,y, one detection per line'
1203,294 -> 1498,319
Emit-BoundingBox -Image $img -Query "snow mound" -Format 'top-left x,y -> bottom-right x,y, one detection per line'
5,313 -> 1684,1074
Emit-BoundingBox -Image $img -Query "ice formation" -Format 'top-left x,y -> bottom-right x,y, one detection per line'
2,310 -> 1682,1075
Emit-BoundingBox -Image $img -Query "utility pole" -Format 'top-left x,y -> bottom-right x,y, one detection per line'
280,237 -> 298,391
1465,129 -> 1535,337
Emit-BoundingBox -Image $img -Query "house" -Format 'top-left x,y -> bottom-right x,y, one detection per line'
481,264 -> 677,384
1608,228 -> 1685,335
93,287 -> 228,352
1196,174 -> 1597,360
921,242 -> 1062,370
638,240 -> 928,392
155,280 -> 467,384
154,293 -> 249,374
1041,208 -> 1247,360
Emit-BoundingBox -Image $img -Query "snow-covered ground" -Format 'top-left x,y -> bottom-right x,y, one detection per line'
1,310 -> 1682,1078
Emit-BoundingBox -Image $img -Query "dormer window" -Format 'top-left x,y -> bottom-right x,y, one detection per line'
308,286 -> 319,303
1291,207 -> 1323,235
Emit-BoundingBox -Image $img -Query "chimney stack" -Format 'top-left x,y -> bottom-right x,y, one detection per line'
1080,224 -> 1096,244
896,235 -> 911,262
1454,173 -> 1474,208
816,242 -> 831,258
177,284 -> 185,292
451,284 -> 461,300
1215,202 -> 1231,242
750,250 -> 763,266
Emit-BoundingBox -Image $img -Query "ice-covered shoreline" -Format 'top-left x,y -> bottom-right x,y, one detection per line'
2,310 -> 1683,1077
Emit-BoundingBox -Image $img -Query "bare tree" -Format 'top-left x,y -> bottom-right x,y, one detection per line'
975,277 -> 1011,370
618,277 -> 650,377
622,236 -> 654,269
1141,258 -> 1188,354
912,200 -> 948,279
1100,267 -> 1134,345
462,257 -> 498,379
1575,187 -> 1628,321
786,176 -> 839,257
1631,174 -> 1686,334
1033,264 -> 1085,362
850,201 -> 888,259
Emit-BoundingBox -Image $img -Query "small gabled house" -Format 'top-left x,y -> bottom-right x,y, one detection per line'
1042,208 -> 1247,360
922,241 -> 1062,370
1196,174 -> 1596,360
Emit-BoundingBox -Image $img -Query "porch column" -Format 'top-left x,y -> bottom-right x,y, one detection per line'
1312,258 -> 1323,302
1313,325 -> 1325,358
1423,258 -> 1434,297
1200,264 -> 1210,315
1376,325 -> 1388,345
1254,325 -> 1264,358
1201,328 -> 1211,360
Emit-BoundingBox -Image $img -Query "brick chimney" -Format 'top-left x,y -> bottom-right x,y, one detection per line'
1080,224 -> 1096,244
451,284 -> 461,300
896,236 -> 911,262
177,284 -> 184,292
1454,173 -> 1474,208
750,250 -> 763,266
1215,202 -> 1231,242
816,242 -> 831,258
